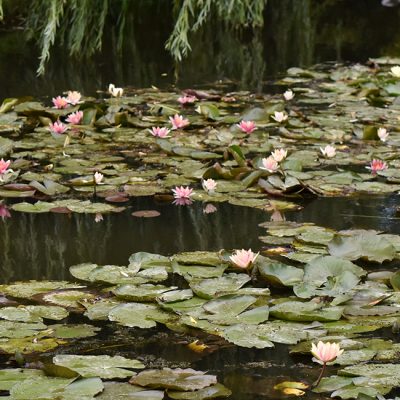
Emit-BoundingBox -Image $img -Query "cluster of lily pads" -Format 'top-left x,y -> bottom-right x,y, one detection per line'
0,220 -> 398,398
2,60 -> 400,398
1,59 -> 400,217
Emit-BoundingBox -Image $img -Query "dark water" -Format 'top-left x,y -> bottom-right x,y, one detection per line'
1,0 -> 400,98
0,195 -> 399,283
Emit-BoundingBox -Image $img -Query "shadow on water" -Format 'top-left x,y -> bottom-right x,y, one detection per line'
1,194 -> 400,283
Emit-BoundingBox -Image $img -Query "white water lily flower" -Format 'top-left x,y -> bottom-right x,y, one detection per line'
390,66 -> 400,78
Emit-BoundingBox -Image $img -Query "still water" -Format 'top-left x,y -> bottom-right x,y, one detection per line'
1,195 -> 399,283
1,0 -> 400,98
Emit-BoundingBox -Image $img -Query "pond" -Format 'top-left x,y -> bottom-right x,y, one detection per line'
1,195 -> 400,283
1,1 -> 400,399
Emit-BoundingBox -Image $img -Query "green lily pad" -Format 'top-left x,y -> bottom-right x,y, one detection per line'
168,383 -> 232,399
130,368 -> 217,391
328,231 -> 397,263
108,303 -> 172,328
97,382 -> 164,399
53,355 -> 144,379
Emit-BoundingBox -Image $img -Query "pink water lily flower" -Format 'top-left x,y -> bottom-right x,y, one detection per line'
237,120 -> 256,134
52,96 -> 69,109
311,341 -> 343,365
48,121 -> 69,136
0,159 -> 11,175
367,159 -> 388,174
260,156 -> 279,173
149,127 -> 171,138
229,249 -> 259,269
271,148 -> 287,162
66,91 -> 82,105
178,95 -> 197,105
202,178 -> 217,194
172,186 -> 193,199
66,111 -> 83,125
170,114 -> 190,130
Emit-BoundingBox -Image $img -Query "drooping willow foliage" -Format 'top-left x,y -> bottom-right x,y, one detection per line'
0,0 -> 267,75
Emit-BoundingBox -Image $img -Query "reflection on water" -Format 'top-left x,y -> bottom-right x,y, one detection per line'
1,195 -> 399,283
0,199 -> 266,283
0,0 -> 400,97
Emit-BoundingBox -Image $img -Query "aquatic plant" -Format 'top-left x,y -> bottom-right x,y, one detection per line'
108,83 -> 124,97
0,159 -> 11,175
229,248 -> 259,269
311,341 -> 344,387
367,159 -> 388,174
283,89 -> 295,101
237,120 -> 256,134
66,110 -> 83,124
169,114 -> 189,129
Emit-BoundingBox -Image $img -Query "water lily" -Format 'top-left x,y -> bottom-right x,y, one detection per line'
170,114 -> 190,130
93,172 -> 104,185
149,127 -> 171,138
367,159 -> 388,174
178,95 -> 197,104
66,91 -> 82,105
203,203 -> 217,214
237,120 -> 256,134
0,159 -> 11,175
48,121 -> 69,137
311,341 -> 344,387
320,145 -> 336,158
172,186 -> 193,199
229,249 -> 259,269
271,111 -> 288,123
260,156 -> 279,173
271,148 -> 287,162
390,65 -> 400,78
66,111 -> 83,125
283,89 -> 295,101
52,96 -> 69,109
377,127 -> 389,142
202,178 -> 217,194
108,83 -> 124,97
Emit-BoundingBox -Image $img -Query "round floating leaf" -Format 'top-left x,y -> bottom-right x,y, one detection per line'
0,368 -> 45,391
130,368 -> 217,391
0,337 -> 64,354
108,303 -> 172,328
113,284 -> 176,301
168,383 -> 232,399
97,382 -> 164,400
269,301 -> 343,322
189,274 -> 251,299
0,281 -> 85,299
43,290 -> 96,309
131,210 -> 161,218
258,262 -> 304,287
328,231 -> 397,263
49,324 -> 100,339
53,355 -> 144,379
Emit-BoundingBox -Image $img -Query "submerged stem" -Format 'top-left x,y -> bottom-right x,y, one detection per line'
313,362 -> 326,388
